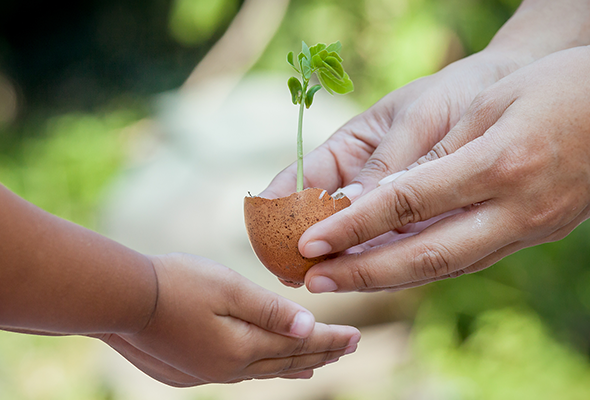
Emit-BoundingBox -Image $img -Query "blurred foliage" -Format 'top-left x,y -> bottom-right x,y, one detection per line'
168,0 -> 240,46
253,0 -> 520,107
410,307 -> 590,399
418,219 -> 590,354
0,332 -> 114,400
0,108 -> 143,228
394,219 -> 590,397
0,0 -> 238,116
2,0 -> 590,398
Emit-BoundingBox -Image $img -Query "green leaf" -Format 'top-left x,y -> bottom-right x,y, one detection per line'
327,51 -> 343,63
309,43 -> 327,57
311,54 -> 324,70
317,71 -> 334,95
305,85 -> 322,108
324,56 -> 344,78
301,41 -> 312,61
287,51 -> 300,73
297,52 -> 310,78
318,70 -> 354,95
287,40 -> 353,97
298,52 -> 306,65
317,49 -> 329,60
326,41 -> 342,54
301,56 -> 312,80
287,77 -> 303,105
312,54 -> 344,80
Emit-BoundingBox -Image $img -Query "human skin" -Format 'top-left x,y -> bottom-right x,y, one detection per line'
0,184 -> 360,385
298,46 -> 590,293
260,0 -> 590,290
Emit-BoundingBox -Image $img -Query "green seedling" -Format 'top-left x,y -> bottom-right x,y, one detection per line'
287,41 -> 354,192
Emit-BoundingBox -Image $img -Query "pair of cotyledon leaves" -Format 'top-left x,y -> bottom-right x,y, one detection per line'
287,41 -> 354,109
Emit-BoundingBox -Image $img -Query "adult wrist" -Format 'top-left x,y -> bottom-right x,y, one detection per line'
484,0 -> 590,68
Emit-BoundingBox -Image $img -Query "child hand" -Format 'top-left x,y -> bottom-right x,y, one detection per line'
95,253 -> 360,386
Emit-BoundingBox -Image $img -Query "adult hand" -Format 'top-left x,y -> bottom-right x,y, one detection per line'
259,0 -> 590,288
260,50 -> 522,288
95,253 -> 360,386
260,49 -> 525,288
260,49 -> 523,201
298,46 -> 590,293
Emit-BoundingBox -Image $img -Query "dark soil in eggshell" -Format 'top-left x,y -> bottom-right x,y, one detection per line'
244,188 -> 351,285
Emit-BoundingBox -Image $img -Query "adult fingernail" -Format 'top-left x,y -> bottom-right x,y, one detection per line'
302,240 -> 332,258
378,170 -> 407,186
290,311 -> 315,338
337,183 -> 363,201
308,276 -> 338,293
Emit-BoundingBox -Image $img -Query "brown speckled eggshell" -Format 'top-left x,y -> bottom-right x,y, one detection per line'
244,188 -> 351,285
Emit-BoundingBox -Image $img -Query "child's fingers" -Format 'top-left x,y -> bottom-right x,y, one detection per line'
280,370 -> 314,379
242,321 -> 360,362
243,341 -> 356,378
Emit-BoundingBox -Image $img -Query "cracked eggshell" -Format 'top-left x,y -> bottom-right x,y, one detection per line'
244,187 -> 351,285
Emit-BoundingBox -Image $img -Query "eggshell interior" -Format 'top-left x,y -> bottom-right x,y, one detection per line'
244,187 -> 351,284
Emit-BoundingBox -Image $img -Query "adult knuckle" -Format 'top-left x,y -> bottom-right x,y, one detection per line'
527,207 -> 560,231
491,132 -> 552,190
363,156 -> 393,176
505,192 -> 573,238
470,90 -> 498,117
495,150 -> 534,188
344,212 -> 374,245
349,262 -> 376,290
410,243 -> 453,280
522,204 -> 571,237
418,142 -> 452,164
388,184 -> 426,227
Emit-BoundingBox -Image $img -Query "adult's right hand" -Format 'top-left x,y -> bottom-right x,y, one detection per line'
298,46 -> 590,293
260,49 -> 524,203
260,49 -> 524,288
261,0 -> 590,287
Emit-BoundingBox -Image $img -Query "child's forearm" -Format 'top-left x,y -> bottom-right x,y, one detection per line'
485,0 -> 590,63
0,184 -> 157,335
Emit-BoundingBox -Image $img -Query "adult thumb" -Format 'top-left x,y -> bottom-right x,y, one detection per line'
337,121 -> 435,202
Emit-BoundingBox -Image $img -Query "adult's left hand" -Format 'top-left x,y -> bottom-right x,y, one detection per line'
298,46 -> 590,293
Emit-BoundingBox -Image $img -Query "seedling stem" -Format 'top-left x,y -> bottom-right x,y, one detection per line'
287,41 -> 354,192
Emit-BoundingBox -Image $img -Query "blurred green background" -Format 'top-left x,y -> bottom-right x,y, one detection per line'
2,0 -> 590,399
